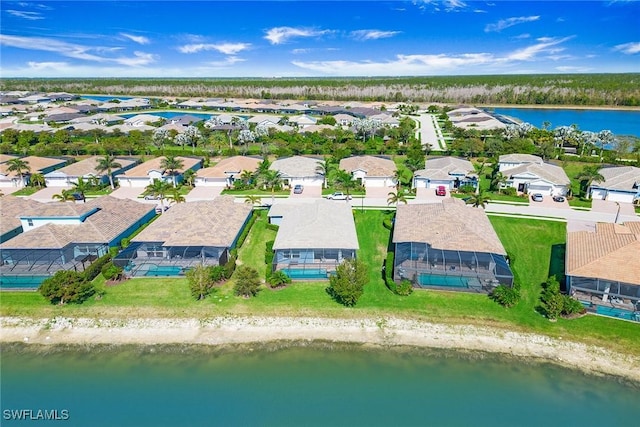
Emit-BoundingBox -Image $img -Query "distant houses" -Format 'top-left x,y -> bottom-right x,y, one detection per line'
0,156 -> 66,189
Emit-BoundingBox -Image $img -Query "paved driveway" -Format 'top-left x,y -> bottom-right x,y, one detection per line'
415,187 -> 449,202
290,185 -> 322,199
29,186 -> 66,202
591,199 -> 636,216
529,194 -> 570,209
365,186 -> 395,199
185,186 -> 223,202
111,187 -> 145,200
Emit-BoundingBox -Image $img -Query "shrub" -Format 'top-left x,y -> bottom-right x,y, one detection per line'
101,261 -> 122,280
266,223 -> 280,231
234,265 -> 261,298
235,212 -> 257,249
458,184 -> 476,194
210,265 -> 227,282
39,270 -> 95,305
490,284 -> 520,308
562,295 -> 586,316
327,259 -> 368,307
224,250 -> 237,278
267,270 -> 291,288
501,187 -> 517,196
187,264 -> 216,300
383,216 -> 393,230
396,279 -> 414,296
83,253 -> 112,282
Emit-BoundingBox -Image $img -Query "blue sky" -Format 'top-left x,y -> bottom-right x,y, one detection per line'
1,1 -> 639,78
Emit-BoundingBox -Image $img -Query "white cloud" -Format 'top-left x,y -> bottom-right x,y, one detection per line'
120,33 -> 150,45
485,16 -> 540,32
0,34 -> 156,66
27,61 -> 69,70
506,36 -> 572,61
613,42 -> 640,54
350,30 -> 401,41
556,66 -> 593,73
264,27 -> 331,45
206,56 -> 246,67
6,10 -> 43,20
178,42 -> 251,54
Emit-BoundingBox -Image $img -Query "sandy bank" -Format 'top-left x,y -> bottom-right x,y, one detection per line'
2,315 -> 639,382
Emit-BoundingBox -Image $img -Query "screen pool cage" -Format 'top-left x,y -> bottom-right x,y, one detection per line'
393,242 -> 513,291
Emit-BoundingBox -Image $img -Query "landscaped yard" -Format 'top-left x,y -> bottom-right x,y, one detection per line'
2,210 -> 639,355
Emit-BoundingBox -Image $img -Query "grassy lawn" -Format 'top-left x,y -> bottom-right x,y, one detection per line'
2,210 -> 639,355
568,197 -> 592,208
221,189 -> 290,196
10,187 -> 40,196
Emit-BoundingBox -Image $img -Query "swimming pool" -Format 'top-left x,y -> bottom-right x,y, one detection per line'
596,305 -> 639,322
0,275 -> 48,289
144,266 -> 184,276
418,274 -> 469,288
279,268 -> 328,280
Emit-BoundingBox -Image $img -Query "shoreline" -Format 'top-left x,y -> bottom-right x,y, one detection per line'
2,315 -> 639,383
480,103 -> 640,112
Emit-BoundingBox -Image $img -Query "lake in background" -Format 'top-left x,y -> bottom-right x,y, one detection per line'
119,111 -> 217,120
81,95 -> 135,102
2,343 -> 638,427
488,107 -> 640,138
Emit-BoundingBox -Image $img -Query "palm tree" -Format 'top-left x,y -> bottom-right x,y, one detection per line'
333,169 -> 357,200
5,158 -> 31,187
259,169 -> 283,205
144,179 -> 172,213
161,155 -> 184,187
167,187 -> 186,204
575,166 -> 605,198
182,169 -> 196,188
315,157 -> 334,188
490,172 -> 508,193
95,154 -> 122,190
71,177 -> 90,201
387,191 -> 407,206
244,194 -> 262,206
239,169 -> 255,187
466,191 -> 491,209
392,169 -> 404,191
51,189 -> 77,202
29,172 -> 45,188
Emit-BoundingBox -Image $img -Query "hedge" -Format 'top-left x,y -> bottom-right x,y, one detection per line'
235,211 -> 258,249
83,253 -> 112,282
384,251 -> 412,296
265,240 -> 275,280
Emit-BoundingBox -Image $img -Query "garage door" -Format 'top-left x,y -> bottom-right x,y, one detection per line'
606,191 -> 634,203
528,184 -> 552,195
590,188 -> 607,200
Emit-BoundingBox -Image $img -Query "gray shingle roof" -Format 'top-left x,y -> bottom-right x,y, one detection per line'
595,166 -> 640,191
505,162 -> 570,185
272,200 -> 359,250
498,154 -> 543,164
339,155 -> 397,177
45,156 -> 137,178
132,196 -> 252,247
392,198 -> 506,255
270,156 -> 323,178
414,157 -> 475,180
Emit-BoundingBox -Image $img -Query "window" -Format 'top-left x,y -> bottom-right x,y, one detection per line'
27,219 -> 34,227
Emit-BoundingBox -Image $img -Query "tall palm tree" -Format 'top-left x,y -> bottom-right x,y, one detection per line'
29,172 -> 46,188
5,158 -> 31,187
259,169 -> 283,205
239,169 -> 255,187
244,194 -> 262,206
392,168 -> 404,191
95,154 -> 122,190
145,179 -> 172,213
161,155 -> 184,187
490,172 -> 508,193
333,169 -> 357,200
466,191 -> 491,209
71,177 -> 91,201
387,191 -> 407,206
167,187 -> 186,204
315,157 -> 334,188
575,166 -> 605,198
182,169 -> 196,188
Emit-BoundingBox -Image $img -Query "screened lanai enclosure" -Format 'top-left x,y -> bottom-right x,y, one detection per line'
113,242 -> 229,277
273,248 -> 357,280
568,276 -> 640,322
393,242 -> 513,292
0,243 -> 109,289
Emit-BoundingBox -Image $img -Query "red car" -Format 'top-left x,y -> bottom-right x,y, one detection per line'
436,186 -> 447,196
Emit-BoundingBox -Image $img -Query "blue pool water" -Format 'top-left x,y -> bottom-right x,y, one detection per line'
0,275 -> 48,289
144,266 -> 184,276
596,305 -> 639,322
280,268 -> 328,280
419,274 -> 469,288
119,111 -> 217,120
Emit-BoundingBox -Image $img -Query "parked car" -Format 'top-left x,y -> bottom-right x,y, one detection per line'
531,193 -> 544,202
326,192 -> 352,200
435,185 -> 447,196
293,184 -> 304,194
552,195 -> 566,203
144,194 -> 159,200
71,192 -> 85,201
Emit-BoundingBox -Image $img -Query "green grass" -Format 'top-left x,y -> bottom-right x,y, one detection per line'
221,189 -> 290,196
2,211 -> 639,356
568,198 -> 592,208
11,187 -> 39,196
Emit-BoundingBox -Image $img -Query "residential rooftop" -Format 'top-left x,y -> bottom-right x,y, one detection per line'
504,162 -> 571,185
414,157 -> 476,180
118,156 -> 201,177
46,156 -> 137,177
270,156 -> 323,178
0,156 -> 67,177
197,156 -> 262,179
595,166 -> 640,191
339,155 -> 397,177
499,154 -> 544,165
393,198 -> 507,255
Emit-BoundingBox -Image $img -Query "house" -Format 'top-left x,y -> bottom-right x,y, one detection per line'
169,114 -> 204,127
0,195 -> 43,243
195,156 -> 262,187
499,157 -> 570,196
566,222 -> 640,322
44,156 -> 138,187
392,198 -> 513,292
270,199 -> 359,280
333,113 -> 356,127
339,155 -> 397,188
288,114 -> 317,128
589,166 -> 640,204
0,156 -> 67,189
270,156 -> 324,188
0,196 -> 156,289
124,114 -> 164,127
498,154 -> 543,172
447,107 -> 506,130
412,157 -> 478,191
113,196 -> 253,277
115,156 -> 201,188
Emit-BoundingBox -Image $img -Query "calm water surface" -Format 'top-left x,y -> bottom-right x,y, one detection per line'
489,107 -> 640,138
2,343 -> 639,427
